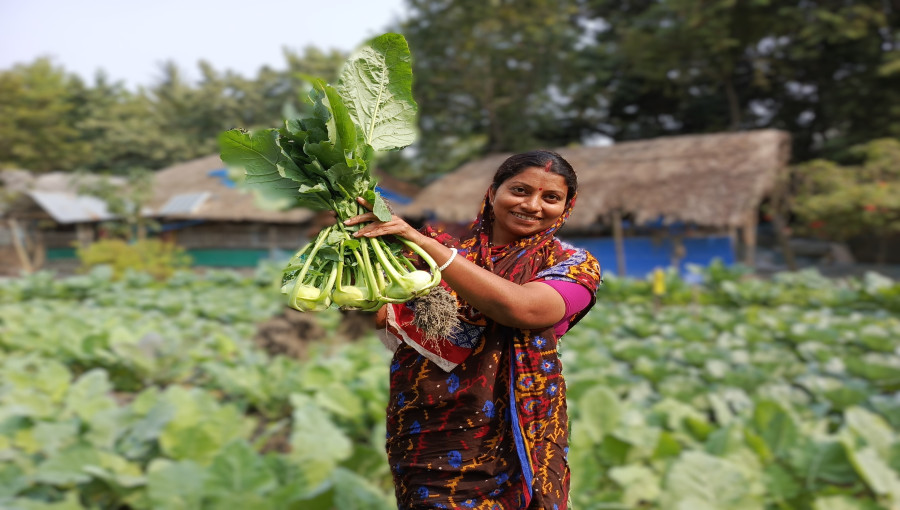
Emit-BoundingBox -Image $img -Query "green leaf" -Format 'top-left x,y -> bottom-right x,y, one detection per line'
337,33 -> 417,152
314,383 -> 364,421
652,430 -> 682,459
372,192 -> 392,222
845,445 -> 900,500
289,393 -> 352,487
0,462 -> 29,499
146,459 -> 208,510
324,161 -> 368,201
316,79 -> 359,162
220,128 -> 304,182
844,406 -> 895,458
304,139 -> 344,170
205,440 -> 277,495
31,420 -> 79,456
576,385 -> 621,444
33,442 -> 101,485
789,440 -> 859,485
218,129 -> 305,210
8,493 -> 86,510
158,386 -> 252,464
63,369 -> 116,422
763,463 -> 801,502
752,400 -> 799,458
812,495 -> 879,510
609,464 -> 661,506
660,451 -> 766,510
296,182 -> 333,210
331,467 -> 394,510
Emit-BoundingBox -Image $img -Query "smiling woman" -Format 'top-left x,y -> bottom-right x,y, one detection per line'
344,150 -> 602,509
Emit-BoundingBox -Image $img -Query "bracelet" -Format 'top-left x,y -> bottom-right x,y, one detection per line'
438,248 -> 458,271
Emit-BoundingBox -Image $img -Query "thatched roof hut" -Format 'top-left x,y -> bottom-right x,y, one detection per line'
401,129 -> 791,231
149,155 -> 314,223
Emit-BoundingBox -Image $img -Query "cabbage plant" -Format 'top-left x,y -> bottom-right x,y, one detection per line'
219,34 -> 440,311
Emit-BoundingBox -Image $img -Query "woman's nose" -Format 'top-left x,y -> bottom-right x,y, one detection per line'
521,194 -> 541,211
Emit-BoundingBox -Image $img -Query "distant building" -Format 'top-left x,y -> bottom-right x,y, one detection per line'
399,130 -> 792,278
148,155 -> 418,267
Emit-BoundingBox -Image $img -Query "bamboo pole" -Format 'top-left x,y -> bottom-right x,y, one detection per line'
611,209 -> 626,277
8,219 -> 33,274
742,209 -> 758,268
769,176 -> 797,270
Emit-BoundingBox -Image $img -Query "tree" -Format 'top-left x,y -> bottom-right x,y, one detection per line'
396,0 -> 586,178
791,138 -> 900,263
576,0 -> 900,160
0,59 -> 92,171
72,72 -> 175,173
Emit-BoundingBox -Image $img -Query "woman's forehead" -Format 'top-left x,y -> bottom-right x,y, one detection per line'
503,166 -> 567,190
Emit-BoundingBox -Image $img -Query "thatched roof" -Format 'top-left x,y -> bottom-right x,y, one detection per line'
401,129 -> 791,229
150,155 -> 314,223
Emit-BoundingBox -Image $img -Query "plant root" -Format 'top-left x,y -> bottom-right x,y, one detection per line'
412,286 -> 460,350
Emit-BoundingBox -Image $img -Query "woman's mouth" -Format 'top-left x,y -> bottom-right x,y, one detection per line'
510,211 -> 540,222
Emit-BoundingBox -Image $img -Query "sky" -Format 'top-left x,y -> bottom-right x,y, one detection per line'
0,0 -> 410,89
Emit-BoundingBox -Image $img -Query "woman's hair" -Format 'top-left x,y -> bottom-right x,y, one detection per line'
491,150 -> 577,203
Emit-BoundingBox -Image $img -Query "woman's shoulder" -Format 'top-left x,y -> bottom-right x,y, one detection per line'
536,240 -> 602,288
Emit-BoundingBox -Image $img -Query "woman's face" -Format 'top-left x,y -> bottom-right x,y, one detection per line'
488,166 -> 568,246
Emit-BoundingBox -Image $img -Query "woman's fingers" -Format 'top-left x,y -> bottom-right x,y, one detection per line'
343,211 -> 379,226
343,196 -> 417,239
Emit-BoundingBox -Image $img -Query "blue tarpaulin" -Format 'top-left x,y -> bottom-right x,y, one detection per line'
563,236 -> 735,278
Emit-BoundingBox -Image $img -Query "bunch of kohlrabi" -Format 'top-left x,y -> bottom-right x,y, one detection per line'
218,33 -> 440,311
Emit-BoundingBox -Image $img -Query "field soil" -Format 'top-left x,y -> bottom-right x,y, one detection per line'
253,308 -> 376,359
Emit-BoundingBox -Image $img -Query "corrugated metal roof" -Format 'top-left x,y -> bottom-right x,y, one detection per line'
158,192 -> 210,215
27,191 -> 116,224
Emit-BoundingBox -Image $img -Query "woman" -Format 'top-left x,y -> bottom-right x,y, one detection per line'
345,150 -> 601,509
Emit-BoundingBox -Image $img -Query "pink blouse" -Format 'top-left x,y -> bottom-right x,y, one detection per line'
540,279 -> 593,336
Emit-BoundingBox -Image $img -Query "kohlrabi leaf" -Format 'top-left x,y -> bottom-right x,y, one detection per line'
296,183 -> 333,211
314,79 -> 359,164
219,129 -> 304,183
218,129 -> 307,210
304,139 -> 345,170
326,162 -> 370,201
301,117 -> 329,144
337,33 -> 417,152
363,189 -> 392,222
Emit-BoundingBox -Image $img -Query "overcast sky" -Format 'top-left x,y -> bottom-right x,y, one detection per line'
0,0 -> 410,89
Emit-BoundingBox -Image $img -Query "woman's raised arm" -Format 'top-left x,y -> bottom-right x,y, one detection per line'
343,200 -> 565,330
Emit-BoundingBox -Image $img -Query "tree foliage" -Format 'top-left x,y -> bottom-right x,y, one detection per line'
395,0 -> 586,176
792,138 -> 900,261
576,0 -> 900,161
0,1 -> 897,202
0,48 -> 347,175
0,59 -> 92,172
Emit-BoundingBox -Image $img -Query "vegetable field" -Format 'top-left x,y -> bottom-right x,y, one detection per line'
1,263 -> 899,509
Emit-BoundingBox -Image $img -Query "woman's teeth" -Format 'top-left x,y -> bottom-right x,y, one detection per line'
511,212 -> 538,221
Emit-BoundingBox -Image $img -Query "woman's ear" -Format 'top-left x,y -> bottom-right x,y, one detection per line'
487,188 -> 495,205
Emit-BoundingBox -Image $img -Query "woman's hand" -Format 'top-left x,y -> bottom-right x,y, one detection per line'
343,197 -> 429,246
344,198 -> 566,330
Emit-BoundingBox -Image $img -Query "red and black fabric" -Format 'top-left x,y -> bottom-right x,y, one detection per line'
384,190 -> 601,510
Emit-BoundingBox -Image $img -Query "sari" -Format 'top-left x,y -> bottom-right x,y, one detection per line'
382,190 -> 601,509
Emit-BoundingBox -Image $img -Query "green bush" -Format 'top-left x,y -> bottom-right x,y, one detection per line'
76,239 -> 192,281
